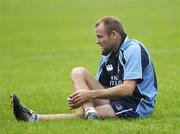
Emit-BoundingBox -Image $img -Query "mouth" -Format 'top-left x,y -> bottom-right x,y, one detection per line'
99,45 -> 104,50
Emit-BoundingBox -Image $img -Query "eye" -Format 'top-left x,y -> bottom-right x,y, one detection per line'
97,35 -> 103,39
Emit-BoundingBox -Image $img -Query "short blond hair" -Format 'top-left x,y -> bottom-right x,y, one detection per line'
95,16 -> 125,36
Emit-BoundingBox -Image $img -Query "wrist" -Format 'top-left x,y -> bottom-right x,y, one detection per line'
89,90 -> 96,99
89,90 -> 99,99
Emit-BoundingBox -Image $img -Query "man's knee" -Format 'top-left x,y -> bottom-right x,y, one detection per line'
71,67 -> 87,80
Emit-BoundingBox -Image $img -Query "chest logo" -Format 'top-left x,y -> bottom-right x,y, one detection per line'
106,64 -> 113,71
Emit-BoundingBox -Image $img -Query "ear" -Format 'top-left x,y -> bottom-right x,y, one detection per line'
111,30 -> 118,39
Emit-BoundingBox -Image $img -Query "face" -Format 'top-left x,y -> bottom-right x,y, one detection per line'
95,23 -> 115,55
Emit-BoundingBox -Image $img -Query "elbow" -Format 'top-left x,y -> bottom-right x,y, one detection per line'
122,80 -> 137,97
116,87 -> 134,97
122,85 -> 135,97
127,89 -> 134,96
127,86 -> 135,96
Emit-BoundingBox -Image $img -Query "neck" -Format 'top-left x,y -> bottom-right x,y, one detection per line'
112,33 -> 127,53
112,36 -> 121,53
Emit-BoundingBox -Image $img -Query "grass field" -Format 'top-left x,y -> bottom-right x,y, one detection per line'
0,0 -> 180,133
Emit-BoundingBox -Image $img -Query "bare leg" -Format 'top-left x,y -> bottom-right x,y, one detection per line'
31,67 -> 101,121
70,67 -> 116,119
70,67 -> 96,109
39,108 -> 84,121
39,113 -> 78,120
37,67 -> 115,121
96,105 -> 116,118
39,105 -> 116,120
71,67 -> 109,106
10,94 -> 84,122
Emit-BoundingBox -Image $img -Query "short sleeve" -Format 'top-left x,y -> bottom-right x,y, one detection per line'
122,44 -> 143,81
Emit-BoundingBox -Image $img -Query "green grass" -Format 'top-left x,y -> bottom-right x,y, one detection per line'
0,0 -> 180,133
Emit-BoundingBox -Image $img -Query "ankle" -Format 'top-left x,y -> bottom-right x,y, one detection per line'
84,107 -> 98,115
75,108 -> 84,118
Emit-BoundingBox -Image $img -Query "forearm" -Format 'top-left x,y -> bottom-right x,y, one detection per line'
70,80 -> 136,106
91,81 -> 136,99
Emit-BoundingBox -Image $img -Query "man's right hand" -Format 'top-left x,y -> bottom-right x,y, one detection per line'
67,96 -> 80,109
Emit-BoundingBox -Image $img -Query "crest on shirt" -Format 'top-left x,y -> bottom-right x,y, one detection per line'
106,64 -> 113,71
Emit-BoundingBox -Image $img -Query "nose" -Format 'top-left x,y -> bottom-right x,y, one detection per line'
96,39 -> 101,45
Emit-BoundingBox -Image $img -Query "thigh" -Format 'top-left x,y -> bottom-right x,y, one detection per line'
95,104 -> 116,119
84,69 -> 104,90
84,71 -> 111,106
93,99 -> 110,107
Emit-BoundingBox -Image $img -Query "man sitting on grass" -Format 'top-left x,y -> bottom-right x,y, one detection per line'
11,16 -> 158,122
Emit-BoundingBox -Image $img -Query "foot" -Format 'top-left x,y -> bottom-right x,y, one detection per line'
10,93 -> 39,122
85,111 -> 102,120
75,108 -> 85,118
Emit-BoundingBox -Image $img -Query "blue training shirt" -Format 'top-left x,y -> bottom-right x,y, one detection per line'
96,36 -> 158,117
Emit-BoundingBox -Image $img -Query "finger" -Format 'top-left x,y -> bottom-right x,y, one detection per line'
68,95 -> 73,99
68,103 -> 76,107
69,95 -> 73,98
68,98 -> 76,104
71,91 -> 79,98
74,99 -> 86,107
71,95 -> 80,102
67,97 -> 74,102
68,103 -> 79,109
68,100 -> 75,105
68,98 -> 77,104
68,98 -> 81,106
71,92 -> 81,100
73,97 -> 82,104
68,100 -> 76,105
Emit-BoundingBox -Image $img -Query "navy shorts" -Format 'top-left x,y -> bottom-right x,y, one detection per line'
110,99 -> 140,118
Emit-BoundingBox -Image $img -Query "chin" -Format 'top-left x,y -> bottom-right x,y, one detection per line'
102,50 -> 111,56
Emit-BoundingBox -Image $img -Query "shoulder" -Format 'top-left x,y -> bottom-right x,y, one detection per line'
119,39 -> 142,60
118,39 -> 143,64
121,39 -> 141,52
